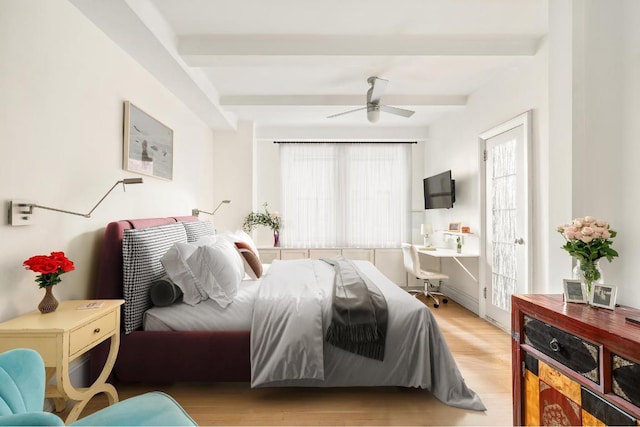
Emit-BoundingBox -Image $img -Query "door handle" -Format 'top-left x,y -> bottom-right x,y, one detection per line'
514,238 -> 524,245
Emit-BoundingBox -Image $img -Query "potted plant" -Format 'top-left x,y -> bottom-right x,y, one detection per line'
243,203 -> 282,247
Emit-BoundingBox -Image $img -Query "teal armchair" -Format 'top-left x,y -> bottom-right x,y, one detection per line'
0,349 -> 196,426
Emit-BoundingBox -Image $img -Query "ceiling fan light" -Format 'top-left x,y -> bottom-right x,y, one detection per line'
367,104 -> 380,123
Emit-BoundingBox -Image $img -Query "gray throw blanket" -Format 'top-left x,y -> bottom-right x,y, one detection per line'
322,256 -> 388,361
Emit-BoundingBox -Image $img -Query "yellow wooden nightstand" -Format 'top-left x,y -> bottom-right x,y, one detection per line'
0,299 -> 124,423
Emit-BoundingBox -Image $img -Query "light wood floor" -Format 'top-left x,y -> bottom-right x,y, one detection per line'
74,297 -> 512,425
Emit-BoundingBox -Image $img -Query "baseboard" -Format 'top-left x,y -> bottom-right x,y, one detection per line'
441,284 -> 479,315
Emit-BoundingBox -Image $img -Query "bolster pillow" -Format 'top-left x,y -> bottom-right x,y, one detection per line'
149,276 -> 184,307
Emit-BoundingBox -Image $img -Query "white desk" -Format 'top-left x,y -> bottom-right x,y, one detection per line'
416,247 -> 479,282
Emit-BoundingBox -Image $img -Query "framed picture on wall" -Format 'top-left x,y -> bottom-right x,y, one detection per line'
123,101 -> 173,180
562,279 -> 587,304
589,284 -> 617,309
448,222 -> 462,232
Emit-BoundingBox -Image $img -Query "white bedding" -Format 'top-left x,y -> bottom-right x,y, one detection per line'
251,259 -> 486,411
143,259 -> 484,411
143,278 -> 260,331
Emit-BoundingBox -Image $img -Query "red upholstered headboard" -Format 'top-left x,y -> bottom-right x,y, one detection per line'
94,216 -> 198,300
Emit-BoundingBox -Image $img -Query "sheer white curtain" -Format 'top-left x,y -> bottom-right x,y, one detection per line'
280,143 -> 410,248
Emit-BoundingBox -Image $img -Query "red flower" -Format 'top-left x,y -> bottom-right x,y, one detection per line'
50,252 -> 75,273
23,251 -> 75,288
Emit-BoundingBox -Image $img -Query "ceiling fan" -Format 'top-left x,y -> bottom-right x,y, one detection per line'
327,76 -> 415,123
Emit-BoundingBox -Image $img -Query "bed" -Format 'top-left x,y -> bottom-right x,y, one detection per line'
89,216 -> 485,411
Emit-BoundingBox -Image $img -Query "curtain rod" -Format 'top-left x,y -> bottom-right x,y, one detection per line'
273,141 -> 417,144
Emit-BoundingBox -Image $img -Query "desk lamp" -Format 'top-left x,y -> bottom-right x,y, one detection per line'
421,223 -> 433,247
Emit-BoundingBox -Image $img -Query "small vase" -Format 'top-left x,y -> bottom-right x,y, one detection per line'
38,286 -> 59,314
573,259 -> 604,299
273,230 -> 280,247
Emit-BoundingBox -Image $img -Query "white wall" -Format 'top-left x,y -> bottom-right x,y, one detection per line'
619,0 -> 640,308
577,0 -> 638,307
254,139 -> 281,246
546,0 -> 575,291
0,0 -> 214,322
547,0 -> 636,307
211,121 -> 255,233
424,38 -> 549,310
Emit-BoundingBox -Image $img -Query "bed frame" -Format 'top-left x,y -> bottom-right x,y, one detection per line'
89,216 -> 251,384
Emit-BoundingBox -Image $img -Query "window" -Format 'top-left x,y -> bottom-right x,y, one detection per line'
280,143 -> 410,248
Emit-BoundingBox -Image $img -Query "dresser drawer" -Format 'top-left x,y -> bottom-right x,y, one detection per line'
309,249 -> 341,259
69,311 -> 117,356
612,353 -> 640,407
582,386 -> 637,426
522,315 -> 600,384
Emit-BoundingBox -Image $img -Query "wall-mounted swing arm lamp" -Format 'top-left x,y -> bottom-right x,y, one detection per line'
9,178 -> 144,226
192,199 -> 231,217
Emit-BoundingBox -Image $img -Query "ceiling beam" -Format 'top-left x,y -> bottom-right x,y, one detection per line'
70,0 -> 237,130
220,94 -> 467,107
256,125 -> 430,141
179,34 -> 542,66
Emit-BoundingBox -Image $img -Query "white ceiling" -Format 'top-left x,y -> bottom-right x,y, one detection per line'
70,0 -> 548,131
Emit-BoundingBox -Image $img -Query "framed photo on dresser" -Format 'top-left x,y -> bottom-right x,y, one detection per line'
589,284 -> 617,309
563,279 -> 587,304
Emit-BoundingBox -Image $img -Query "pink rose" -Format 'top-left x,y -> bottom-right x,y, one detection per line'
602,230 -> 611,239
574,231 -> 583,240
596,220 -> 608,228
565,230 -> 576,239
584,216 -> 596,224
581,226 -> 594,236
573,218 -> 584,227
581,235 -> 594,243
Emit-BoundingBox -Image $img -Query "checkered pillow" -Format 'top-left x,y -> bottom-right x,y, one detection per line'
122,222 -> 187,333
182,221 -> 216,242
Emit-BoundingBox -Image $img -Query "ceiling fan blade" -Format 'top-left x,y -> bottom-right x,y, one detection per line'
379,104 -> 415,118
368,77 -> 388,104
327,106 -> 367,119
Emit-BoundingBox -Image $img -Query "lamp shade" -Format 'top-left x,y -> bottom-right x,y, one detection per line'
421,223 -> 433,235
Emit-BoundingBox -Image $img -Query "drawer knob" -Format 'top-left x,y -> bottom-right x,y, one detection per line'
93,328 -> 101,334
549,337 -> 560,352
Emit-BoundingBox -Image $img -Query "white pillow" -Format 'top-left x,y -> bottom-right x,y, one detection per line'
186,237 -> 244,308
194,235 -> 216,247
221,230 -> 260,257
220,230 -> 262,278
160,242 -> 207,306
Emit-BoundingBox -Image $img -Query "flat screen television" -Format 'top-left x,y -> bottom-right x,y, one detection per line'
423,170 -> 455,209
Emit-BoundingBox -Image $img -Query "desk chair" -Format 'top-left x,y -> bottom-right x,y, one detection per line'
401,243 -> 449,308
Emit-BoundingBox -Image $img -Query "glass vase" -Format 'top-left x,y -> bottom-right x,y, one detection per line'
273,230 -> 280,247
38,285 -> 59,314
573,259 -> 604,298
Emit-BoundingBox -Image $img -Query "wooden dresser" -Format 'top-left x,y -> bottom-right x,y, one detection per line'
512,294 -> 640,426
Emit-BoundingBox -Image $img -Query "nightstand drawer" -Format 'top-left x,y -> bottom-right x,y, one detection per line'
522,314 -> 600,384
69,311 -> 116,356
